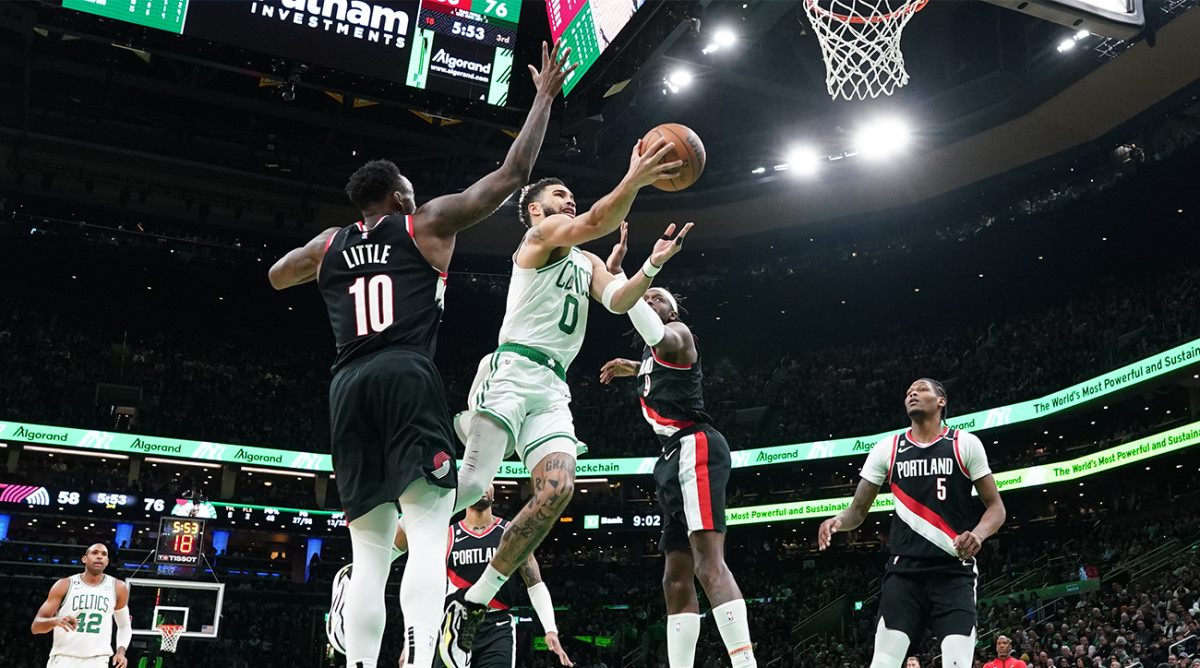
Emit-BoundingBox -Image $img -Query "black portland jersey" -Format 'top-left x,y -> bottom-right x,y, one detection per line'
318,215 -> 447,374
636,345 -> 712,445
886,428 -> 978,561
446,518 -> 519,612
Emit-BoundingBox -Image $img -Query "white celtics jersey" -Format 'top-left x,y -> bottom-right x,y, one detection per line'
498,246 -> 592,370
52,574 -> 117,657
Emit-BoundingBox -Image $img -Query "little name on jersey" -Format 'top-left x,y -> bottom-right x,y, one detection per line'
554,261 -> 591,297
342,244 -> 392,269
451,546 -> 498,568
70,592 -> 111,613
895,457 -> 957,479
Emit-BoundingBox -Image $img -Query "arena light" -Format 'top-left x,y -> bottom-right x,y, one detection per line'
855,118 -> 910,159
785,146 -> 821,176
664,68 -> 693,93
24,445 -> 128,460
243,465 -> 315,478
144,456 -> 220,468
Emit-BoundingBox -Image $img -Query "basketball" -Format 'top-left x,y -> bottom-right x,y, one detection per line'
640,123 -> 706,192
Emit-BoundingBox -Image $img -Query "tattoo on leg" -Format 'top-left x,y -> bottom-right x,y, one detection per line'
490,453 -> 574,573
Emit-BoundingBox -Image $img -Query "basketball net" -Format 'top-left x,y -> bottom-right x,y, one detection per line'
157,624 -> 185,653
802,0 -> 928,100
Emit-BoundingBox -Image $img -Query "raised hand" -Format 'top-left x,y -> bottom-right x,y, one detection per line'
606,221 -> 629,274
647,222 -> 693,269
625,137 -> 684,189
529,41 -> 577,100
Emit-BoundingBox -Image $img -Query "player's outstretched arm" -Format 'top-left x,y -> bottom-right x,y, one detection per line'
587,222 -> 692,314
518,556 -> 573,666
818,478 -> 881,550
268,227 -> 341,290
112,579 -> 131,668
415,42 -> 575,238
530,138 -> 682,250
953,474 -> 1006,559
31,578 -> 75,634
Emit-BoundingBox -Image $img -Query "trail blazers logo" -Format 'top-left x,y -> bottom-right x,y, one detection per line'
432,451 -> 452,479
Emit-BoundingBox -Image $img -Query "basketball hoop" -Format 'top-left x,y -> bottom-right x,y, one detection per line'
157,624 -> 185,653
802,0 -> 929,100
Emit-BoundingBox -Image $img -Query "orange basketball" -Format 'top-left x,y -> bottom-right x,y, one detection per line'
640,123 -> 706,192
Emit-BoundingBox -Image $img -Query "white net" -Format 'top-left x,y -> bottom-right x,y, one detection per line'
158,625 -> 185,653
802,0 -> 928,101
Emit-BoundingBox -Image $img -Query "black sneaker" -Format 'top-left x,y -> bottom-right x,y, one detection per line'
438,588 -> 488,668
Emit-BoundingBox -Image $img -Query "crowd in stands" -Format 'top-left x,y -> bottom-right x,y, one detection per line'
1,254 -> 1198,466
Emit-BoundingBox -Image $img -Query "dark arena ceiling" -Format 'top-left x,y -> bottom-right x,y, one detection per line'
1,0 -> 1199,253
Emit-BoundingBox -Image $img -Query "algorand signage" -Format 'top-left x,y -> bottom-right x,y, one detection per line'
1,337 -> 1198,476
248,0 -> 411,47
725,420 -> 1200,526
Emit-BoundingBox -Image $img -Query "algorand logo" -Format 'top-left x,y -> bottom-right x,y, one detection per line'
12,426 -> 69,443
234,449 -> 284,465
432,49 -> 492,74
249,0 -> 410,47
129,438 -> 184,454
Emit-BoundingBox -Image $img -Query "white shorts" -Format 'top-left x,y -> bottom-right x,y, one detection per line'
458,350 -> 584,471
47,655 -> 108,668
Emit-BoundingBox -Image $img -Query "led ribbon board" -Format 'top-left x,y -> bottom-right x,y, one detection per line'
725,420 -> 1200,526
1,338 -> 1197,474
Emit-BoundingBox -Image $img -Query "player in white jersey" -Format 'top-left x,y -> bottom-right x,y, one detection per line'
436,137 -> 691,668
32,543 -> 133,668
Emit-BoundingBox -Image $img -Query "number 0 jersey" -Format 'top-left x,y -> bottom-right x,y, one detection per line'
497,247 -> 592,370
636,344 -> 713,446
318,215 -> 448,374
861,428 -> 991,562
52,574 -> 117,658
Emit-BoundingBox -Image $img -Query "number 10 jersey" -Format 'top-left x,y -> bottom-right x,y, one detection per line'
319,214 -> 448,374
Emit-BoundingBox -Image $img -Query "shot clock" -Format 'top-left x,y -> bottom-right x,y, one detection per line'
156,517 -> 206,566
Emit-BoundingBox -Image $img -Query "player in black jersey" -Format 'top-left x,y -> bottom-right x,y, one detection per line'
443,485 -> 572,668
599,275 -> 757,668
817,379 -> 1007,668
268,42 -> 575,668
328,485 -> 573,668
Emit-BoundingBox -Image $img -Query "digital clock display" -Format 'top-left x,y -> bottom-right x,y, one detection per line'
90,492 -> 137,507
156,517 -> 206,566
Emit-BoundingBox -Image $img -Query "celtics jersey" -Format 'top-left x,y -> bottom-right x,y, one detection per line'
52,574 -> 117,657
497,247 -> 592,370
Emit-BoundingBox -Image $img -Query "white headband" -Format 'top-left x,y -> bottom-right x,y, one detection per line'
647,287 -> 678,313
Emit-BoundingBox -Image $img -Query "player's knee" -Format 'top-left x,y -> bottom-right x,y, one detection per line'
692,556 -> 729,588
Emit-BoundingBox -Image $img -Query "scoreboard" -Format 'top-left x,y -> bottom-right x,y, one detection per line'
60,0 -> 519,107
61,0 -> 190,34
407,0 -> 520,105
546,0 -> 647,95
156,517 -> 206,566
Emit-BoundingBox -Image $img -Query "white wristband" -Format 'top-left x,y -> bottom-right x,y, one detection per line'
527,582 -> 558,635
601,275 -> 628,313
642,258 -> 662,277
